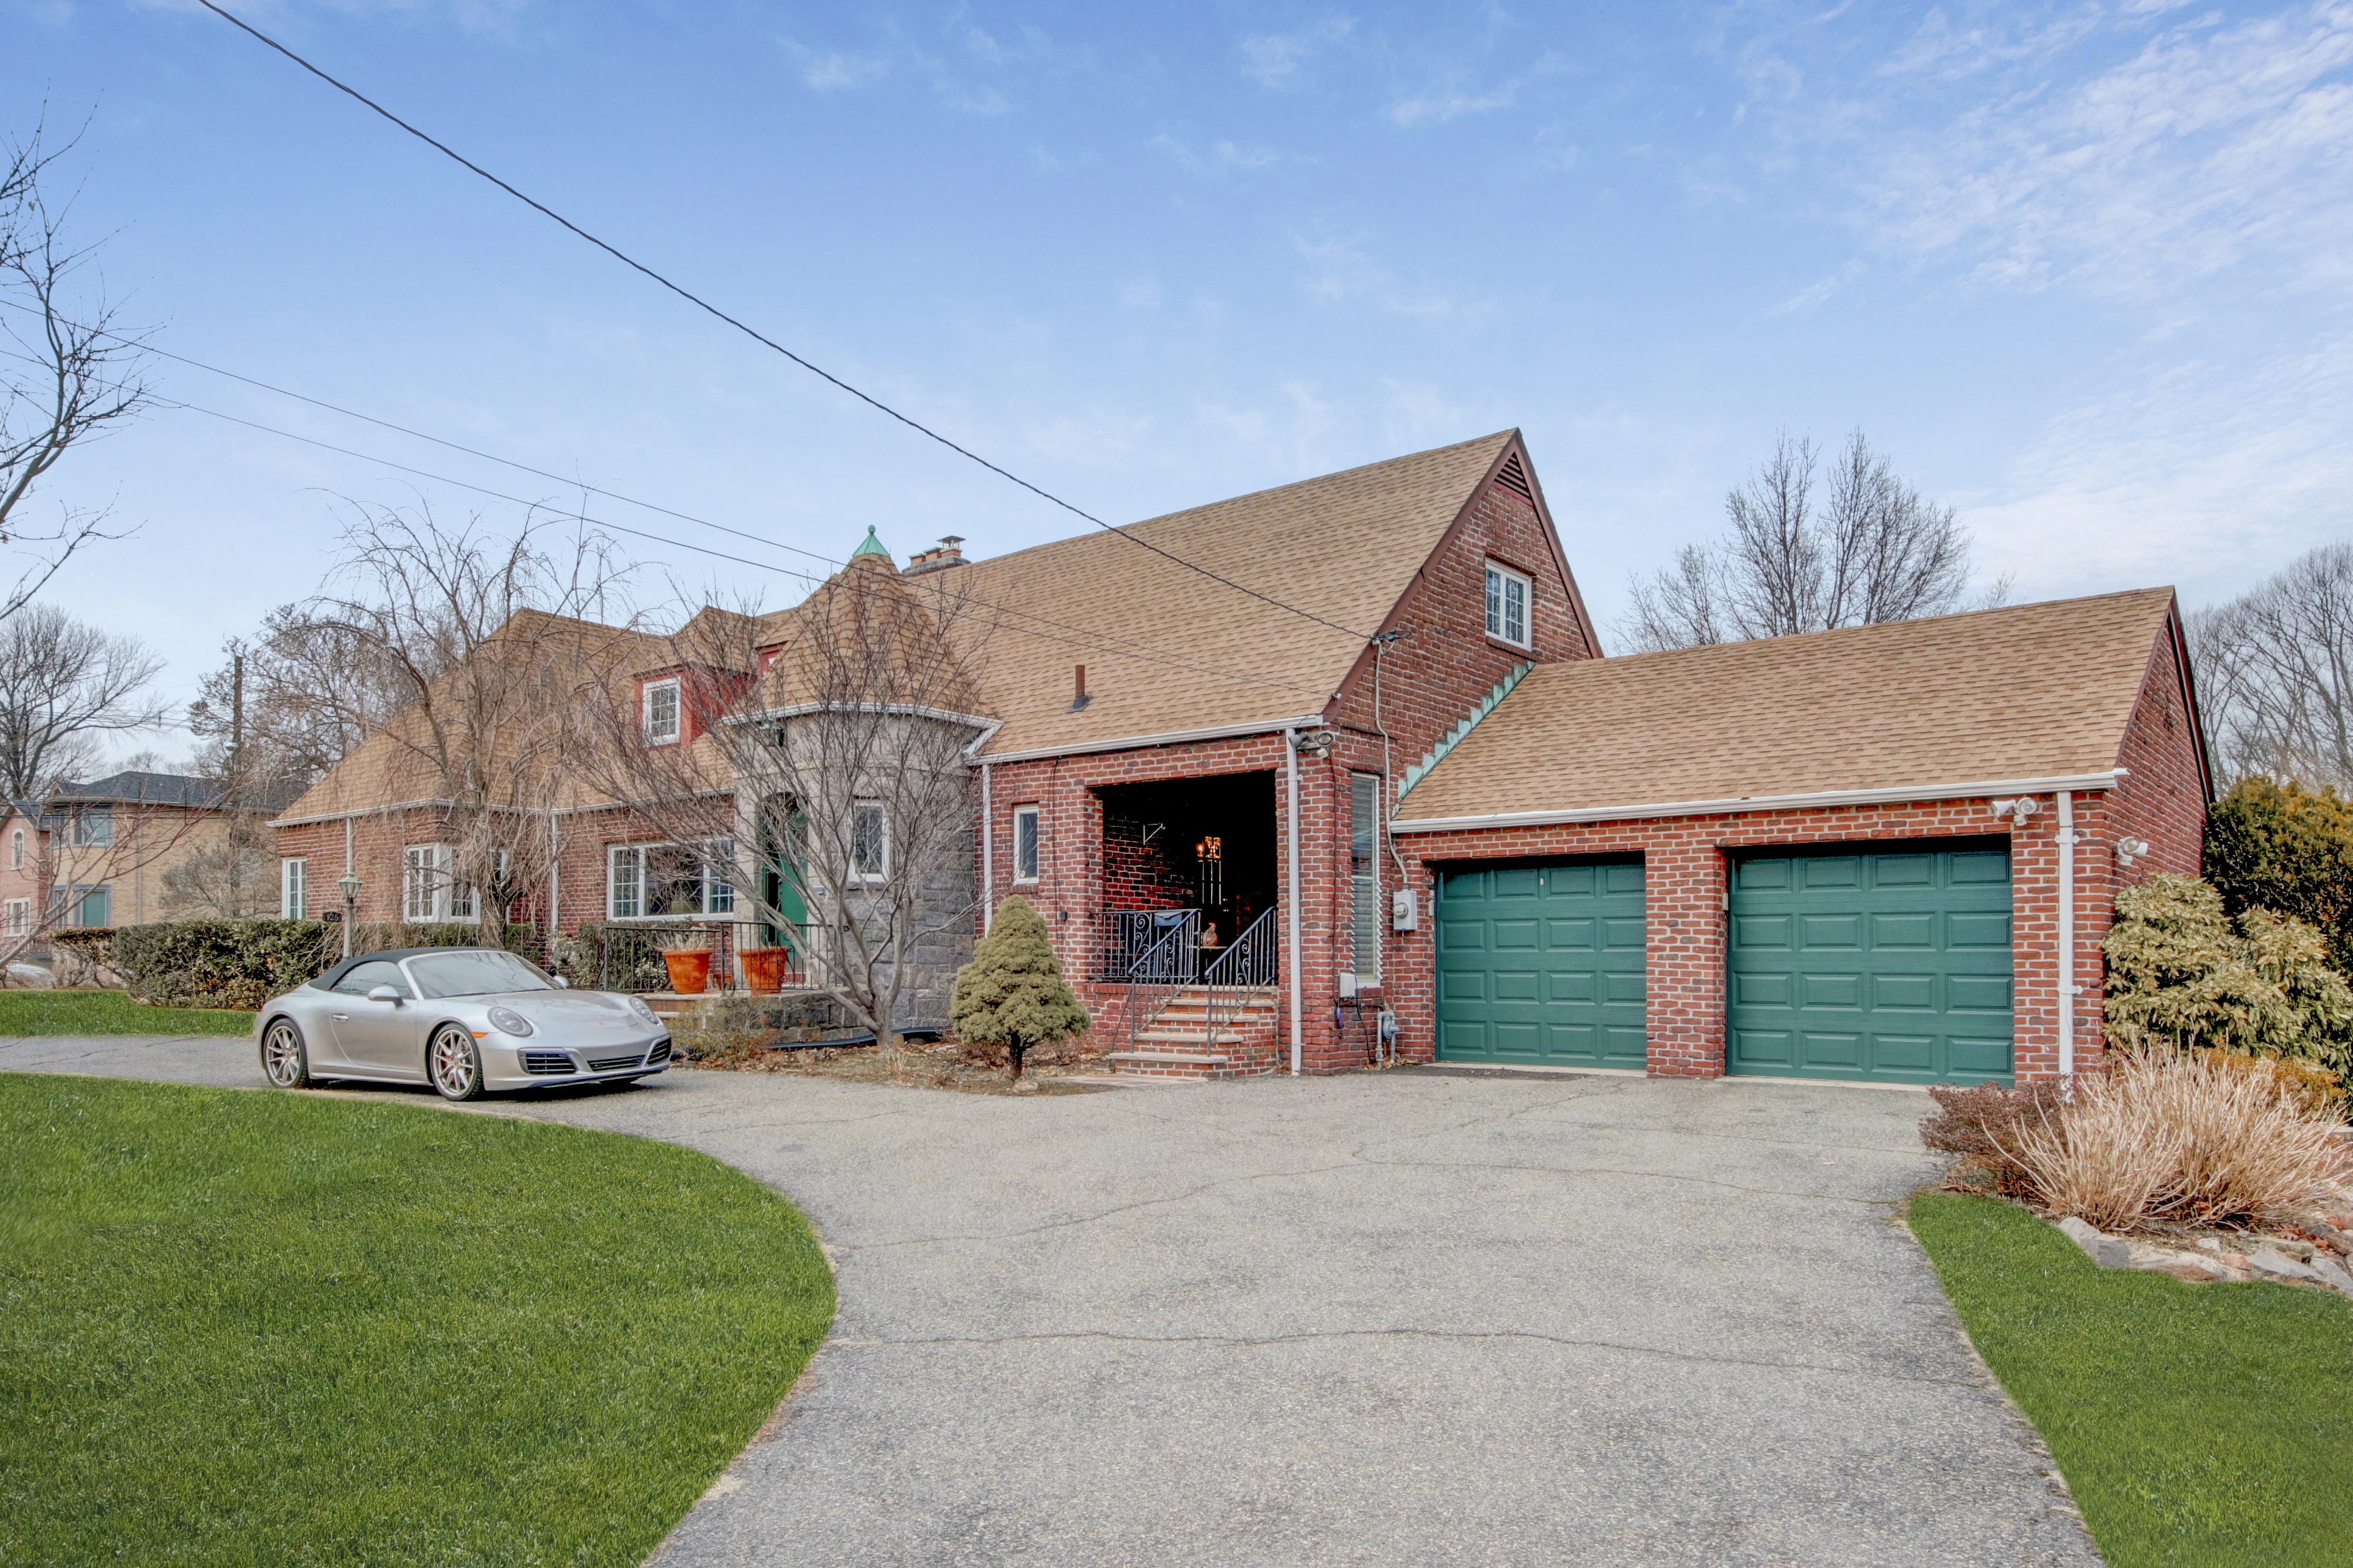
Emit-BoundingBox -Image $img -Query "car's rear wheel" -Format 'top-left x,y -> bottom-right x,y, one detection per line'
259,1018 -> 311,1089
429,1026 -> 485,1101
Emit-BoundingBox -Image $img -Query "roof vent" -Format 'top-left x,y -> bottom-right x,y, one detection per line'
1494,453 -> 1533,501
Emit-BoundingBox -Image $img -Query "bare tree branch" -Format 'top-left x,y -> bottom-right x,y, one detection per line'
0,114 -> 152,620
1620,429 -> 1997,651
2191,542 -> 2353,789
0,603 -> 165,799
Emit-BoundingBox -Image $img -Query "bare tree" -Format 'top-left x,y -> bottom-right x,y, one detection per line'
159,841 -> 276,919
2191,542 -> 2353,789
1624,431 -> 2006,651
188,606 -> 415,798
576,554 -> 988,1074
299,499 -> 637,948
0,603 -> 165,799
1,115 -> 152,620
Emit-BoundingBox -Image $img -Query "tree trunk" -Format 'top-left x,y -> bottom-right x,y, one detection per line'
1008,1036 -> 1028,1081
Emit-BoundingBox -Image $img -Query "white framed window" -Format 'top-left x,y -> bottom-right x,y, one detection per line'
402,845 -> 476,923
4,899 -> 26,938
852,801 -> 889,882
1012,805 -> 1039,883
1484,561 -> 1531,648
9,829 -> 21,869
642,677 -> 682,745
280,857 -> 307,920
607,841 -> 735,920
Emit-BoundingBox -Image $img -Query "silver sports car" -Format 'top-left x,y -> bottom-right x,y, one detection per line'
255,947 -> 674,1100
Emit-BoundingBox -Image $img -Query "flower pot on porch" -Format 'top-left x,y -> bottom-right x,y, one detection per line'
662,950 -> 713,995
741,946 -> 796,995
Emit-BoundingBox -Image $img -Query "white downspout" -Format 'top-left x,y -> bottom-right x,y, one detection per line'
2057,790 -> 2075,1081
980,760 -> 995,933
1285,726 -> 1303,1077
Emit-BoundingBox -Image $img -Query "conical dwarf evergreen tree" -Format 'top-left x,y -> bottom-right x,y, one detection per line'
950,895 -> 1091,1081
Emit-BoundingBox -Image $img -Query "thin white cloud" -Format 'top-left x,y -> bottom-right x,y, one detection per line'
1149,135 -> 1279,172
1293,234 -> 1466,318
1239,17 -> 1355,87
1387,79 -> 1518,128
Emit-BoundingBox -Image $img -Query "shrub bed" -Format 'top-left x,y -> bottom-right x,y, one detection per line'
51,919 -> 545,1010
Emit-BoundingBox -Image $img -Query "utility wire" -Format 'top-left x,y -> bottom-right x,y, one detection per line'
144,391 -> 1329,699
196,0 -> 1378,643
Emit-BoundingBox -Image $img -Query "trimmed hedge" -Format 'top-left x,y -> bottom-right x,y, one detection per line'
55,920 -> 545,1010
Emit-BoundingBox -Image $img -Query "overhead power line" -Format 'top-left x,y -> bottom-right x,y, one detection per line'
195,0 -> 1377,644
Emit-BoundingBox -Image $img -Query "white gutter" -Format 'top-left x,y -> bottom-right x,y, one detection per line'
982,713 -> 1331,767
1390,771 -> 2127,835
2058,790 -> 2077,1080
981,759 -> 995,932
1285,726 -> 1304,1077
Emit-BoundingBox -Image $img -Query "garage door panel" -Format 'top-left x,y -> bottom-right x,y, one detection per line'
1439,858 -> 1646,1068
1869,911 -> 1937,949
1729,845 -> 2012,1086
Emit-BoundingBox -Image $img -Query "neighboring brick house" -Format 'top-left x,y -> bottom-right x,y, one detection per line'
274,429 -> 2210,1083
0,800 -> 46,951
33,772 -> 299,930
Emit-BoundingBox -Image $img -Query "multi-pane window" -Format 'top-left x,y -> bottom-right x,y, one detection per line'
1484,562 -> 1531,648
3,899 -> 27,937
608,842 -> 735,919
52,883 -> 109,928
1012,805 -> 1039,883
68,808 -> 112,848
402,845 -> 475,922
642,678 -> 682,745
1349,773 -> 1381,985
852,802 -> 889,881
280,857 -> 306,920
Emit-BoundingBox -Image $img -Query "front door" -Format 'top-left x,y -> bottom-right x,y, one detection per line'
325,958 -> 427,1080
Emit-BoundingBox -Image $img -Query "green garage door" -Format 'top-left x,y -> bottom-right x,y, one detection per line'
1728,845 -> 2012,1085
1437,858 -> 1646,1067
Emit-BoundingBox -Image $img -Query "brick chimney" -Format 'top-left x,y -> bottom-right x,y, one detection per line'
904,535 -> 968,576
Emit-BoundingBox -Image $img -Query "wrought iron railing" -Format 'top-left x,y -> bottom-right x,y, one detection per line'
1202,906 -> 1279,1045
1121,909 -> 1201,1047
1097,908 -> 1203,983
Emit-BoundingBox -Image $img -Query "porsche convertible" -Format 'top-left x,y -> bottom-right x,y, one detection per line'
255,946 -> 674,1100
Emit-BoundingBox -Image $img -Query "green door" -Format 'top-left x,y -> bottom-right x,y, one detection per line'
1436,858 -> 1647,1067
1727,845 -> 2012,1085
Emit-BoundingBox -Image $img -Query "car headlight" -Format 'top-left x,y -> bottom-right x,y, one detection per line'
624,995 -> 659,1027
487,1005 -> 535,1037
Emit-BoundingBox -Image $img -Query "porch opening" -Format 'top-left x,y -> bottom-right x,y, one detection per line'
1092,770 -> 1277,981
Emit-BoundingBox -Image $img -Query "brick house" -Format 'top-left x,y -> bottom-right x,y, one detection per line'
273,430 -> 2209,1083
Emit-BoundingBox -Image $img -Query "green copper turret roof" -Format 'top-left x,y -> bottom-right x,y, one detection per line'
851,526 -> 891,559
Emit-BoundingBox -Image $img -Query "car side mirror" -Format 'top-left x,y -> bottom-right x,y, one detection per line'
366,985 -> 402,1004
554,976 -> 569,988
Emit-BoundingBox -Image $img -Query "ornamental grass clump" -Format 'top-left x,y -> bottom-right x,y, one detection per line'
1994,1049 -> 2346,1232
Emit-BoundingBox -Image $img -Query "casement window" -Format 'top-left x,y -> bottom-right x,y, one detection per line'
68,807 -> 112,848
1484,562 -> 1531,648
1349,773 -> 1381,985
403,845 -> 475,923
9,829 -> 22,869
851,801 -> 889,882
608,841 -> 735,920
1012,805 -> 1040,884
3,899 -> 27,938
280,858 -> 307,920
51,883 -> 108,928
642,677 -> 682,745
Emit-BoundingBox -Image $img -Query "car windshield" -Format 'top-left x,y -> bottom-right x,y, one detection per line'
404,950 -> 556,999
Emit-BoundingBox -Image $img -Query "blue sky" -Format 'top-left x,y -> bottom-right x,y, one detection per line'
9,1 -> 2353,752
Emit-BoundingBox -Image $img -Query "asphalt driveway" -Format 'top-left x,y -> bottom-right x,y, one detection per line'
4,1036 -> 2098,1566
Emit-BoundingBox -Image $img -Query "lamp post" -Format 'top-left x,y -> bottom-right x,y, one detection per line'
337,872 -> 362,959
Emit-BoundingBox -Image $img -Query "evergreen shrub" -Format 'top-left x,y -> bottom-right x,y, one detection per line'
2205,778 -> 2353,974
949,896 -> 1090,1079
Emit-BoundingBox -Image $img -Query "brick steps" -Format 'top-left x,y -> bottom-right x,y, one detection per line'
1111,985 -> 1282,1081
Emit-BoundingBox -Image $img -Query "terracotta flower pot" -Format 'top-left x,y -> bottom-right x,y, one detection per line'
741,946 -> 796,995
662,949 -> 713,995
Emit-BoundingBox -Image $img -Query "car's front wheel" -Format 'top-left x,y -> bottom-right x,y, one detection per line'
428,1026 -> 485,1101
259,1018 -> 311,1089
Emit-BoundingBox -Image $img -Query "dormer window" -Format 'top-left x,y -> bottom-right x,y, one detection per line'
643,677 -> 682,745
1484,562 -> 1531,648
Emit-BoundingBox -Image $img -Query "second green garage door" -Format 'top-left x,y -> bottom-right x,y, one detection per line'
1727,843 -> 2014,1085
1436,858 -> 1647,1067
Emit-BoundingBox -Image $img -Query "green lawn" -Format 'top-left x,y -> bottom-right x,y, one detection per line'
0,1075 -> 834,1567
0,987 -> 255,1036
1910,1192 -> 2353,1567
